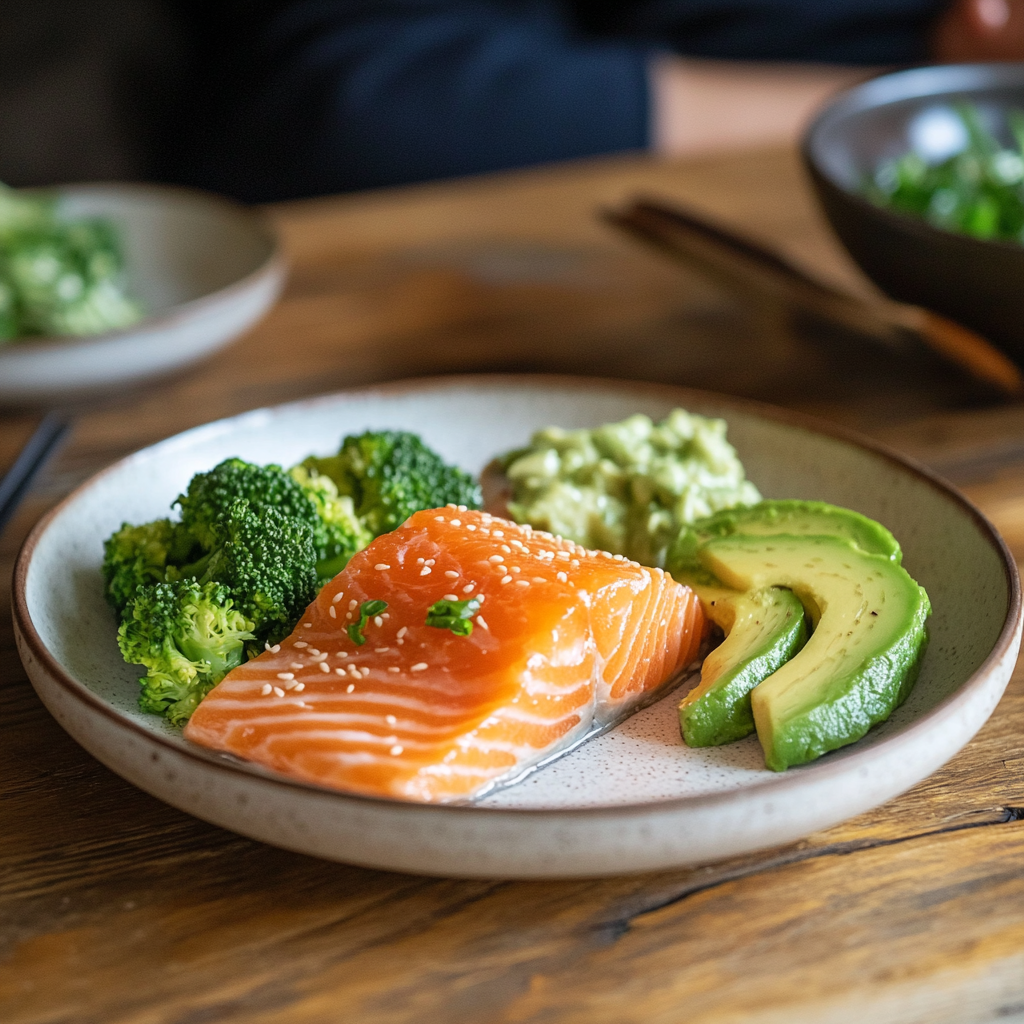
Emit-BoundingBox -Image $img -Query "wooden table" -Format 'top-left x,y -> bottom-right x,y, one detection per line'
4,147 -> 1024,1024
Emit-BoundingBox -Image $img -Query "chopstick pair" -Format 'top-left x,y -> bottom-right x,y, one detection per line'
604,198 -> 1024,398
0,412 -> 70,536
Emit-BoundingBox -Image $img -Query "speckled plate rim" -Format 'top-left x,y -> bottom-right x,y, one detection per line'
0,183 -> 286,374
12,375 -> 1022,876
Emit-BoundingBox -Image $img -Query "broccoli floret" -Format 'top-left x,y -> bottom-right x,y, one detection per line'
111,497 -> 316,724
174,457 -> 319,550
102,518 -> 197,614
289,464 -> 373,581
118,579 -> 255,727
304,430 -> 481,537
186,498 -> 319,645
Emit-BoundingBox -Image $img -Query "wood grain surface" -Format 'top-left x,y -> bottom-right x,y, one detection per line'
3,147 -> 1024,1024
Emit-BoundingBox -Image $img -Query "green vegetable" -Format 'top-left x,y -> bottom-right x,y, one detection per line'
866,104 -> 1024,245
501,409 -> 761,568
175,457 -> 319,551
289,464 -> 373,582
0,277 -> 17,339
666,499 -> 901,586
118,579 -> 255,727
701,534 -> 930,772
102,518 -> 196,614
679,586 -> 808,748
426,597 -> 482,636
104,459 -> 326,641
672,500 -> 919,764
0,182 -> 144,341
167,460 -> 323,645
347,599 -> 388,645
180,498 -> 319,647
303,430 -> 482,537
107,460 -> 324,722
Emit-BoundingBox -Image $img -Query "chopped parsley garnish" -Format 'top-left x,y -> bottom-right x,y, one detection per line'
347,599 -> 388,645
866,103 -> 1024,245
425,597 -> 481,637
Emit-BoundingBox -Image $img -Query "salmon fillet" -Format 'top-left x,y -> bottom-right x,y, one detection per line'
184,507 -> 707,802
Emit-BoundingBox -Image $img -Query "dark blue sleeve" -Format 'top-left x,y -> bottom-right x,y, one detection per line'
185,2 -> 651,201
591,0 -> 945,64
175,0 -> 945,202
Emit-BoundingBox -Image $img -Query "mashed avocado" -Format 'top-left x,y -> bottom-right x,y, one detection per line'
502,409 -> 761,568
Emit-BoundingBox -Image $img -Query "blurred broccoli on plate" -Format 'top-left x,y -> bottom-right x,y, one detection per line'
104,433 -> 480,725
0,181 -> 144,342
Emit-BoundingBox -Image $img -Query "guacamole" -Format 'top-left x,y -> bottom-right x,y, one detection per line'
502,409 -> 761,568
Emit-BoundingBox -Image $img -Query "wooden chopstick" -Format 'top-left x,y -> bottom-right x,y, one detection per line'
604,197 -> 1024,397
0,412 -> 70,535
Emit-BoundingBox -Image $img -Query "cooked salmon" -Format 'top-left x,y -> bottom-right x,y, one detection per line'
183,507 -> 707,802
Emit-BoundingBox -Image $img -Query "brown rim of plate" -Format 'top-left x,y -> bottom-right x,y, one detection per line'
12,373 -> 1023,818
0,182 -> 285,357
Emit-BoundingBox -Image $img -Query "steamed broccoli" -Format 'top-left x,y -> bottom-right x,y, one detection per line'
182,498 -> 319,645
102,518 -> 196,614
175,457 -> 319,550
289,464 -> 373,581
106,460 -> 325,724
303,430 -> 481,537
106,434 -> 479,726
118,579 -> 255,727
109,473 -> 320,726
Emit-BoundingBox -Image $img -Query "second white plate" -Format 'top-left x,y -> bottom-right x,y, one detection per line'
0,183 -> 284,404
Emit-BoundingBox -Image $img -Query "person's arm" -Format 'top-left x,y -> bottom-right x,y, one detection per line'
178,0 -> 1024,201
652,0 -> 1024,158
652,58 -> 869,157
181,1 -> 652,201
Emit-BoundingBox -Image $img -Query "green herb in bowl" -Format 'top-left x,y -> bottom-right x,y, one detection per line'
0,182 -> 144,343
866,104 -> 1024,245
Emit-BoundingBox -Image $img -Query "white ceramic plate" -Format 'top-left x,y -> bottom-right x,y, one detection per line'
0,183 -> 284,404
13,377 -> 1022,877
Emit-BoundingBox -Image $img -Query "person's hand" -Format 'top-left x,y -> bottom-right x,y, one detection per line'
652,58 -> 867,157
932,0 -> 1024,61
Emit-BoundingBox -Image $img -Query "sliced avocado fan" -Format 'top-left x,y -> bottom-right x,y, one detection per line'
679,586 -> 807,747
700,534 -> 930,771
671,500 -> 901,750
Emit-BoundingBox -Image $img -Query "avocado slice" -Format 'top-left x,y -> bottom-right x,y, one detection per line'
667,500 -> 901,584
679,586 -> 808,747
672,500 -> 899,748
700,534 -> 930,771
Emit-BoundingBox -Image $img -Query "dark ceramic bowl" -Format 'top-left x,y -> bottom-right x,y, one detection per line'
803,64 -> 1024,361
